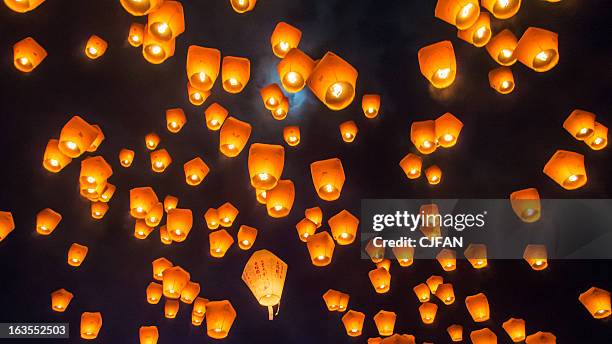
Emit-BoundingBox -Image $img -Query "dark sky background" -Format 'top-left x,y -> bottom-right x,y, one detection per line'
1,0 -> 611,343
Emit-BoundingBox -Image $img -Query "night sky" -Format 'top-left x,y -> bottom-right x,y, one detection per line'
0,0 -> 611,343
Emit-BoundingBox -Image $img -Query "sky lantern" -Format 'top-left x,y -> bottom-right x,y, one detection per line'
237,225 -> 257,250
205,103 -> 229,130
162,266 -> 190,299
369,267 -> 391,294
219,117 -> 252,157
510,188 -> 541,223
159,225 -> 172,244
80,312 -> 102,340
193,297 -> 208,317
305,207 -> 323,228
255,188 -> 268,204
435,0 -> 480,29
376,259 -> 391,271
147,1 -> 184,42
277,48 -> 315,93
307,52 -> 358,111
365,239 -> 385,263
516,27 -> 559,72
4,0 -> 45,12
230,0 -> 256,13
295,218 -> 317,242
218,202 -> 238,227
91,202 -> 109,219
120,0 -> 162,15
163,195 -> 179,212
323,289 -> 350,312
488,67 -> 515,94
419,302 -> 438,324
130,187 -> 159,219
579,287 -> 611,319
486,29 -> 518,65
543,150 -> 587,190
418,40 -> 456,89
435,283 -> 456,305
466,293 -> 490,322
392,246 -> 414,267
328,210 -> 359,245
51,289 -> 73,312
374,310 -> 396,336
59,116 -> 98,158
139,326 -> 159,344
43,139 -> 72,173
144,203 -> 163,227
142,30 -> 176,64
167,208 -> 192,242
362,94 -> 381,119
447,324 -> 463,342
458,12 -> 491,47
587,122 -> 608,150
248,143 -> 285,190
67,243 -> 88,267
205,300 -> 236,339
85,35 -> 107,59
399,153 -> 422,180
339,121 -> 358,143
310,158 -> 345,201
242,249 -> 288,320
180,281 -> 200,304
36,208 -> 62,235
85,125 -> 105,153
13,37 -> 47,72
435,112 -> 463,148
283,126 -> 301,146
166,108 -> 186,133
222,56 -> 250,93
271,22 -> 302,58
464,243 -> 488,268
99,183 -> 116,202
523,244 -> 548,270
146,282 -> 163,304
413,283 -> 431,302
187,82 -> 209,105
209,229 -> 234,258
525,332 -> 556,344
204,208 -> 220,230
482,0 -> 521,19
187,45 -> 221,91
306,231 -> 335,266
128,23 -> 144,47
563,109 -> 596,140
119,148 -> 135,167
426,275 -> 444,293
342,310 -> 365,337
150,149 -> 172,173
410,120 -> 437,154
164,299 -> 180,318
266,180 -> 295,218
144,132 -> 160,150
183,157 -> 210,186
271,97 -> 289,120
192,313 -> 204,326
425,165 -> 442,185
152,257 -> 173,280
503,318 -> 526,342
80,156 -> 112,191
260,84 -> 284,111
470,328 -> 497,344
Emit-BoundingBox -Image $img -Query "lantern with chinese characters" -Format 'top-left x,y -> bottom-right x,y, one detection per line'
464,243 -> 488,268
13,37 -> 47,72
130,187 -> 158,219
248,143 -> 285,190
4,0 -> 45,13
187,45 -> 221,91
587,122 -> 608,150
362,94 -> 381,119
80,312 -> 102,340
163,195 -> 178,212
503,318 -> 526,342
563,109 -> 596,140
278,48 -> 314,93
307,52 -> 357,111
470,328 -> 497,344
579,287 -> 611,319
209,229 -> 234,258
489,67 -> 515,94
146,282 -> 163,304
392,246 -> 414,267
523,244 -> 548,270
128,23 -> 144,47
237,225 -> 257,250
435,0 -> 480,29
543,150 -> 587,190
323,289 -> 350,312
374,310 -> 396,336
435,283 -> 455,305
205,103 -> 229,130
425,165 -> 442,185
119,149 -> 135,167
230,0 -> 256,13
306,231 -> 335,266
85,35 -> 107,59
142,31 -> 176,64
166,108 -> 186,133
266,180 -> 295,218
271,22 -> 302,58
295,218 -> 316,242
310,158 -> 345,201
147,1 -> 184,42
139,326 -> 158,344
413,283 -> 431,302
218,202 -> 238,227
283,126 -> 301,146
222,56 -> 250,93
418,41 -> 456,89
167,208 -> 192,242
220,117 -> 252,157
205,300 -> 236,339
67,243 -> 88,267
328,210 -> 359,245
342,310 -> 365,337
305,207 -> 323,227
482,0 -> 521,19
525,332 -> 556,344
339,121 -> 358,143
365,239 -> 385,263
242,250 -> 288,320
43,139 -> 72,173
447,324 -> 463,342
51,289 -> 73,312
486,29 -> 518,65
120,0 -> 163,15
152,257 -> 173,281
510,188 -> 541,223
369,267 -> 391,294
260,84 -> 284,110
435,112 -> 463,148
164,299 -> 179,318
91,202 -> 109,219
204,208 -> 220,230
399,153 -> 422,180
458,12 -> 491,47
411,120 -> 437,154
36,208 -> 62,235
193,297 -> 208,317
187,82 -> 209,105
419,302 -> 438,324
59,116 -> 99,158
184,157 -> 210,186
150,149 -> 172,173
466,293 -> 490,322
180,281 -> 200,304
516,27 -> 559,72
162,266 -> 190,299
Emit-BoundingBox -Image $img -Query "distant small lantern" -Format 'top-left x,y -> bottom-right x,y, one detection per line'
219,117 -> 252,157
339,121 -> 358,143
186,45 -> 221,91
164,195 -> 179,212
99,183 -> 116,202
362,94 -> 381,119
435,112 -> 463,148
563,109 -> 596,140
209,229 -> 234,258
579,287 -> 611,319
0,212 -> 14,242
295,218 -> 317,242
305,207 -> 323,228
159,225 -> 172,244
411,120 -> 437,154
486,29 -> 518,65
399,153 -> 422,179
266,180 -> 295,218
482,0 -> 521,19
144,202 -> 163,227
418,40 -> 456,89
205,103 -> 229,130
283,126 -> 301,146
523,244 -> 548,270
144,132 -> 160,150
146,282 -> 163,304
36,208 -> 62,235
306,231 -> 335,266
465,293 -> 490,322
85,35 -> 107,59
4,0 -> 45,13
255,188 -> 268,204
91,202 -> 109,220
165,299 -> 179,318
419,302 -> 438,324
489,67 -> 515,94
248,143 -> 285,190
237,225 -> 258,250
260,84 -> 284,111
119,149 -> 135,167
230,0 -> 256,13
447,324 -> 463,342
204,208 -> 220,230
586,122 -> 608,150
86,125 -> 105,152
139,326 -> 158,344
458,12 -> 492,47
525,332 -> 556,344
51,289 -> 73,312
510,188 -> 541,223
120,0 -> 163,15
435,0 -> 480,29
503,318 -> 526,342
543,150 -> 587,190
516,27 -> 559,72
464,243 -> 488,269
413,283 -> 431,302
271,22 -> 302,58
187,82 -> 210,105
392,246 -> 415,267
470,328 -> 497,344
369,267 -> 391,294
142,31 -> 176,64
217,202 -> 239,227
365,239 -> 385,263
193,297 -> 208,317
425,165 -> 442,185
374,310 -> 396,336
323,289 -> 350,312
277,48 -> 315,93
192,314 -> 204,326
426,275 -> 444,293
184,157 -> 210,186
59,116 -> 99,158
167,208 -> 193,242
162,266 -> 190,299
80,312 -> 102,340
205,300 -> 236,339
181,281 -> 200,304
150,149 -> 172,173
67,243 -> 88,267
310,158 -> 345,201
241,249 -> 288,320
152,257 -> 173,281
328,210 -> 359,245
270,97 -> 289,120
13,37 -> 47,72
435,283 -> 456,305
342,310 -> 365,337
43,139 -> 72,173
222,56 -> 250,93
130,187 -> 159,219
307,52 -> 358,111
166,108 -> 187,133
128,23 -> 145,47
147,1 -> 185,42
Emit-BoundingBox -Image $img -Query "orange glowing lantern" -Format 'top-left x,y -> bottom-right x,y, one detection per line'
241,250 -> 288,320
260,84 -> 284,111
150,149 -> 172,173
209,229 -> 234,258
323,289 -> 350,312
425,165 -> 442,185
144,132 -> 160,150
67,243 -> 88,267
142,30 -> 176,64
362,94 -> 381,119
486,29 -> 518,65
523,244 -> 548,270
159,225 -> 172,244
147,1 -> 184,42
435,112 -> 463,148
181,281 -> 200,304
192,314 -> 204,326
36,208 -> 62,235
4,0 -> 45,13
307,52 -> 358,111
13,37 -> 47,72
470,328 -> 497,344
587,122 -> 608,150
222,56 -> 250,93
43,139 -> 72,173
128,23 -> 144,47
205,103 -> 229,130
218,202 -> 238,227
503,318 -> 526,342
466,293 -> 490,322
369,267 -> 391,294
266,180 -> 295,218
435,283 -> 456,305
230,0 -> 256,13
305,207 -> 323,228
339,121 -> 358,143
277,48 -> 315,93
579,287 -> 611,319
119,149 -> 135,167
399,153 -> 422,179
525,332 -> 556,344
79,156 -> 112,190
85,35 -> 107,59
310,158 -> 345,201
563,109 -> 596,141
59,116 -> 99,158
255,188 -> 268,204
283,126 -> 301,146
543,150 -> 587,190
489,67 -> 515,94
271,22 -> 302,58
164,299 -> 179,318
144,203 -> 163,227
120,0 -> 163,15
374,310 -> 396,336
237,225 -> 257,250
376,259 -> 391,272
187,45 -> 221,91
205,300 -> 236,339
413,283 -> 431,302
204,208 -> 220,230
219,117 -> 252,157
516,27 -> 559,72
146,282 -> 163,304
162,266 -> 190,299
295,218 -> 317,242
184,157 -> 210,186
91,202 -> 109,220
139,326 -> 158,344
163,195 -> 179,212
365,239 -> 385,263
447,324 -> 463,342
510,188 -> 541,223
51,289 -> 73,312
426,275 -> 444,293
458,12 -> 491,47
152,257 -> 173,281
80,312 -> 102,340
328,210 -> 359,245
193,297 -> 208,317
482,0 -> 521,19
187,82 -> 209,105
130,187 -> 158,219
392,246 -> 415,267
419,302 -> 438,324
306,231 -> 335,266
435,0 -> 480,29
86,125 -> 105,152
342,310 -> 364,336
166,108 -> 186,133
411,120 -> 437,154
0,212 -> 14,242
248,143 -> 285,190
418,40 -> 456,89
167,208 -> 193,242
270,97 -> 289,120
464,243 -> 488,269
99,183 -> 116,203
